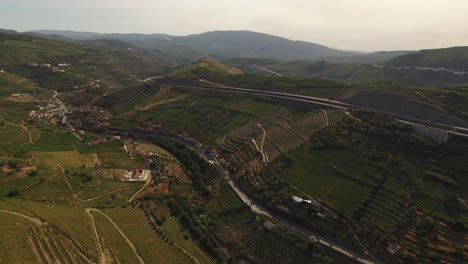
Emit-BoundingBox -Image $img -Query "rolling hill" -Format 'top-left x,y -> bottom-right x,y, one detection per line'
0,32 -> 168,93
387,46 -> 468,70
241,47 -> 468,86
29,29 -> 362,62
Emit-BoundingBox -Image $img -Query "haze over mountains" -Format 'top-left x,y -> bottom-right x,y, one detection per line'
26,29 -> 413,63
2,28 -> 468,86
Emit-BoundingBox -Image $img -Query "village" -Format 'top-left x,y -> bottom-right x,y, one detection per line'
27,62 -> 70,73
373,64 -> 468,76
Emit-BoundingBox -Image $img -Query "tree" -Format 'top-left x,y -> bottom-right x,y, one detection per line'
416,218 -> 438,241
7,189 -> 20,197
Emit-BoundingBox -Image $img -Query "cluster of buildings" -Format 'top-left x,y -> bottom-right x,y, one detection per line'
177,131 -> 224,162
76,133 -> 120,145
134,124 -> 161,133
27,63 -> 70,73
28,101 -> 68,120
123,142 -> 165,166
373,64 -> 468,76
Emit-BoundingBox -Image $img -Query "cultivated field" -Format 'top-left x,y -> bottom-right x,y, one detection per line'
163,217 -> 214,264
218,109 -> 346,162
31,151 -> 99,168
215,219 -> 306,264
101,208 -> 193,263
0,210 -> 90,264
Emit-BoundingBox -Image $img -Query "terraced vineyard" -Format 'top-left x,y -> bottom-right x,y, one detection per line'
91,211 -> 143,264
217,110 -> 346,162
0,212 -> 89,264
101,208 -> 194,264
139,85 -> 190,111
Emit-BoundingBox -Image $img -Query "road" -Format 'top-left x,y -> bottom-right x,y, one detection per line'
251,66 -> 283,76
144,76 -> 165,83
151,78 -> 468,138
47,90 -> 68,114
322,110 -> 329,127
128,171 -> 152,202
0,209 -> 43,226
86,208 -> 107,264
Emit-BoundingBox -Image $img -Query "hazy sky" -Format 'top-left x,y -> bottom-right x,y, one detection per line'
1,0 -> 467,51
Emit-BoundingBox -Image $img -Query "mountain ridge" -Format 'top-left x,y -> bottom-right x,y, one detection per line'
26,29 -> 412,63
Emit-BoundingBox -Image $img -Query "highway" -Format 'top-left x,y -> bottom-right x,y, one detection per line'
150,77 -> 468,138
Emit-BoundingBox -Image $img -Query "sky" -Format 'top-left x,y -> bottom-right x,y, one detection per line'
1,0 -> 467,51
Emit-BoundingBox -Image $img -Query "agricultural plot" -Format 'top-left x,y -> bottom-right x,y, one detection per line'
0,213 -> 38,264
31,151 -> 99,168
277,116 -> 468,262
99,152 -> 146,169
7,200 -> 98,260
227,98 -> 280,116
114,91 -> 254,143
0,124 -> 29,146
0,212 -> 89,264
139,85 -> 190,111
92,212 -> 142,264
163,217 -> 214,264
218,109 -> 345,162
76,180 -> 141,204
218,184 -> 243,209
20,129 -> 82,152
101,208 -> 193,264
0,101 -> 36,122
3,94 -> 37,103
139,143 -> 175,158
279,141 -> 390,215
215,219 -> 306,264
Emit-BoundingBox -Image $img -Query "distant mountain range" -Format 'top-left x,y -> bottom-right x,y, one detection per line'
253,47 -> 468,86
2,28 -> 468,86
23,29 -> 413,63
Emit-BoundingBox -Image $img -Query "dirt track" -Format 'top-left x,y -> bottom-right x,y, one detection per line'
86,208 -> 145,264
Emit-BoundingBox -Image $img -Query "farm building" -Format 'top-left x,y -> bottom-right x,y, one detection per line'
263,221 -> 276,231
387,244 -> 400,255
292,196 -> 321,211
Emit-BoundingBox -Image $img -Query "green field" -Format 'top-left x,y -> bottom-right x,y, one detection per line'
92,212 -> 142,264
163,217 -> 214,264
31,151 -> 98,167
101,208 -> 193,263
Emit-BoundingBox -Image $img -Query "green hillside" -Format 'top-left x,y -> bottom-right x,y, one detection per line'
0,30 -> 466,264
0,32 -> 167,92
388,47 -> 468,70
171,58 -> 243,79
223,47 -> 468,86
